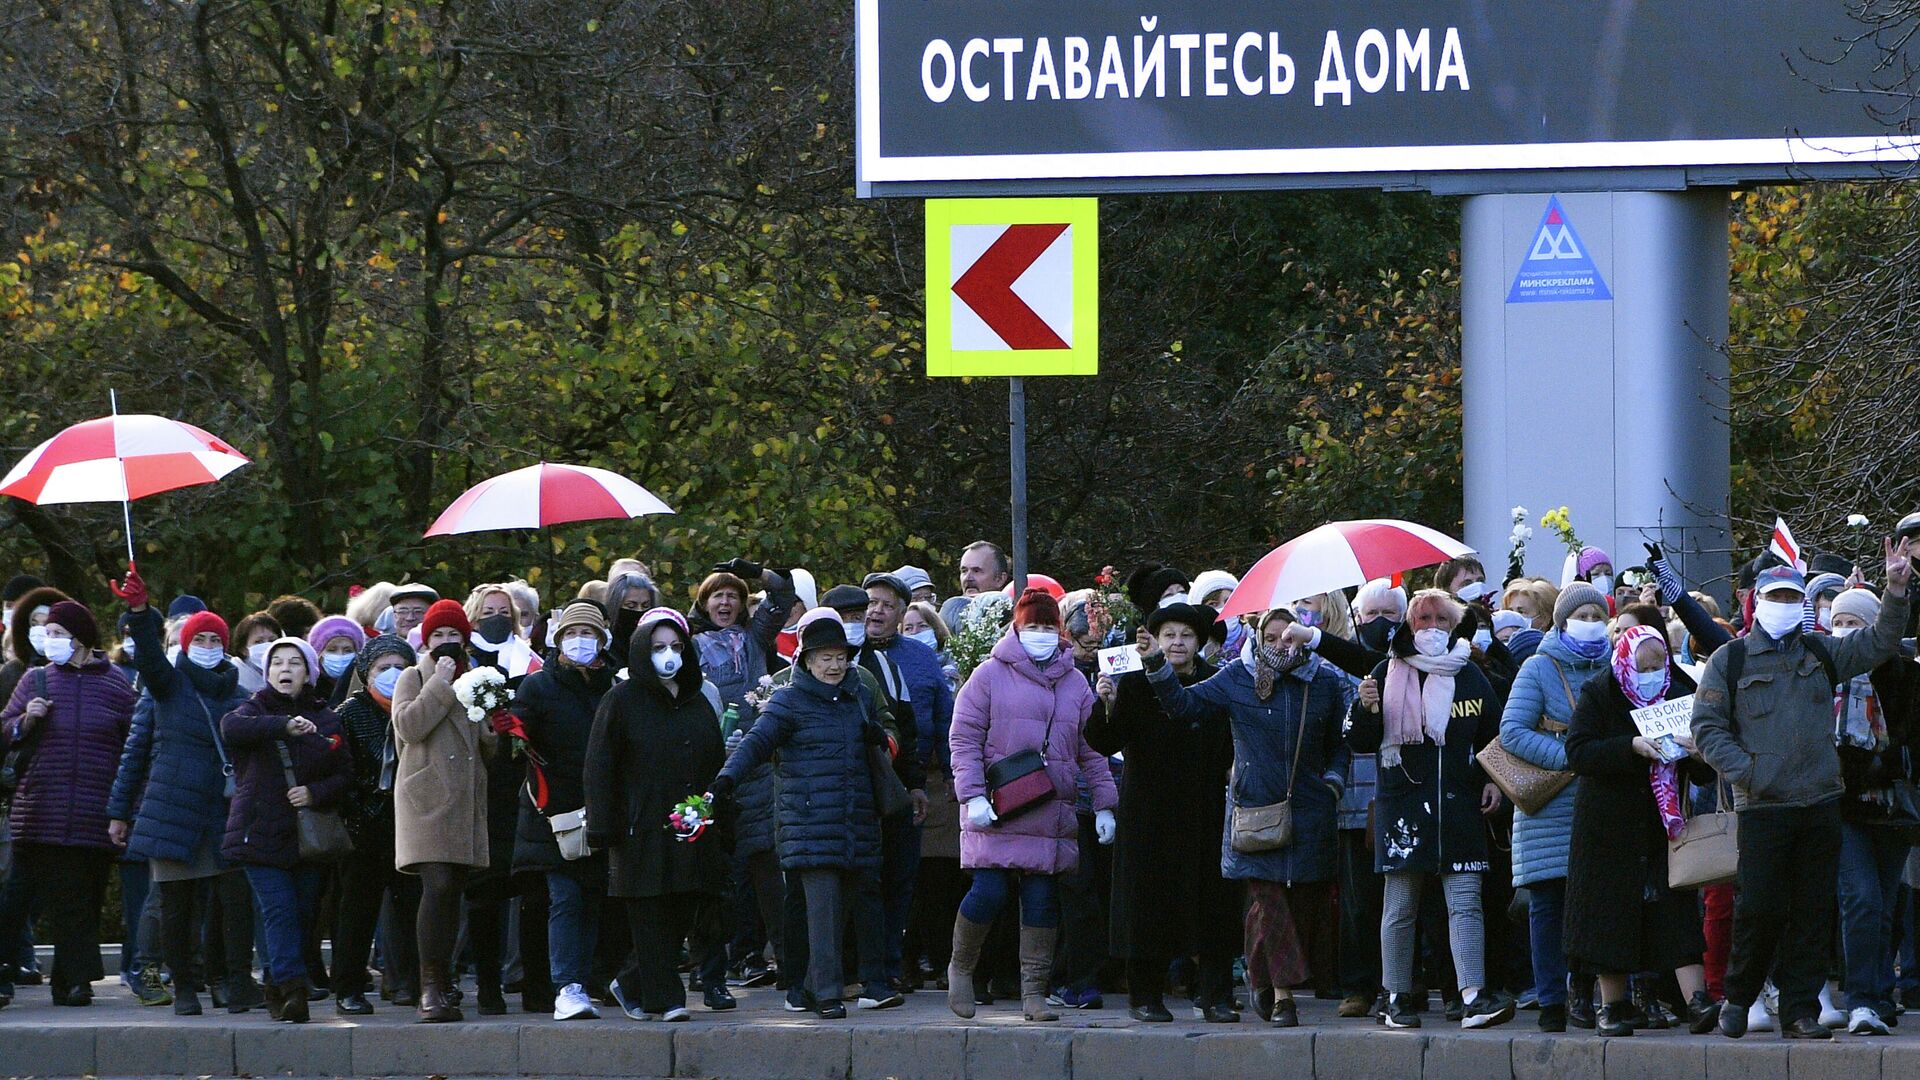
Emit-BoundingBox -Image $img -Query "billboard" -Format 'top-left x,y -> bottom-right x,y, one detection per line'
857,1 -> 1920,196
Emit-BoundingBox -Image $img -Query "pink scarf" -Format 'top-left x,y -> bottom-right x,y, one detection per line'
1614,626 -> 1685,840
1383,640 -> 1472,752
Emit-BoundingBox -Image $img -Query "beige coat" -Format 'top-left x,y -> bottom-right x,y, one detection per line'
391,658 -> 496,871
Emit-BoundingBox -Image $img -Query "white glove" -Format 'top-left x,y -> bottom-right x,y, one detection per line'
966,796 -> 997,829
1095,809 -> 1117,845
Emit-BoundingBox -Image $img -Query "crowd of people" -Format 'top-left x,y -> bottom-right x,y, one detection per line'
2,520 -> 1920,1042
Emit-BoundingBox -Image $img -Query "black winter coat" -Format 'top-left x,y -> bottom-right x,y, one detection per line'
720,667 -> 882,871
511,660 -> 614,874
584,672 -> 729,898
1564,669 -> 1712,974
1347,655 -> 1502,875
335,691 -> 393,848
1085,657 -> 1240,961
220,688 -> 351,870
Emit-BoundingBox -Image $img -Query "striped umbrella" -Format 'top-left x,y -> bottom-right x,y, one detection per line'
1222,519 -> 1475,619
0,400 -> 252,562
424,461 -> 673,536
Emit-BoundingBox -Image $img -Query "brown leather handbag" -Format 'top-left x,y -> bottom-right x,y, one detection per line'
1476,657 -> 1577,815
1229,684 -> 1310,854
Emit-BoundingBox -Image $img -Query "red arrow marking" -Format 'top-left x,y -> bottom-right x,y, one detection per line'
952,222 -> 1070,350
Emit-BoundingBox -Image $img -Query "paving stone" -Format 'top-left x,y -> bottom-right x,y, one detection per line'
350,1020 -> 520,1076
1425,1032 -> 1512,1080
521,1022 -> 674,1078
1,1026 -> 95,1077
962,1025 -> 1072,1080
233,1023 -> 354,1077
1788,1041 -> 1883,1080
1707,1040 -> 1792,1080
1312,1026 -> 1424,1080
95,1024 -> 232,1077
1068,1029 -> 1195,1080
1512,1032 -> 1604,1080
850,1024 -> 967,1080
1607,1036 -> 1705,1080
674,1023 -> 851,1080
1191,1029 -> 1314,1075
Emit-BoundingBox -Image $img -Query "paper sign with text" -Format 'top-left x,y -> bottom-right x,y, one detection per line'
1097,645 -> 1143,678
1630,695 -> 1695,742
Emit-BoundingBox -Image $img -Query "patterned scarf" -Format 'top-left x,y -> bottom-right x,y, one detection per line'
1834,672 -> 1886,752
1242,637 -> 1306,700
1614,626 -> 1685,840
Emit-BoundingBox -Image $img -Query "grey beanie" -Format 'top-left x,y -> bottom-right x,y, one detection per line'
1553,583 -> 1609,630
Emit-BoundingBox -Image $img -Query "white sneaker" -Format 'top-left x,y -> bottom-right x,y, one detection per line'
1747,997 -> 1774,1033
553,982 -> 599,1021
1849,1006 -> 1891,1036
662,1006 -> 691,1022
1819,981 -> 1847,1029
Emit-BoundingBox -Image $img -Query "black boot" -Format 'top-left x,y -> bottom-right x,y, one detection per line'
1567,985 -> 1597,1030
262,980 -> 287,1021
1597,1001 -> 1635,1037
1688,991 -> 1722,1035
278,979 -> 310,1023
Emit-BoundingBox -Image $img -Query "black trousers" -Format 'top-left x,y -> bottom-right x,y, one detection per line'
1056,812 -> 1113,992
1337,827 -> 1385,996
1727,799 -> 1844,1024
622,894 -> 698,1013
331,836 -> 420,997
160,871 -> 254,994
0,843 -> 111,997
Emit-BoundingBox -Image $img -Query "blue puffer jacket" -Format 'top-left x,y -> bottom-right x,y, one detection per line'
719,666 -> 881,872
1501,629 -> 1608,886
106,608 -> 249,864
1150,654 -> 1355,885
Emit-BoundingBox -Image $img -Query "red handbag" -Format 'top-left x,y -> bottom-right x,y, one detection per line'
984,713 -> 1057,822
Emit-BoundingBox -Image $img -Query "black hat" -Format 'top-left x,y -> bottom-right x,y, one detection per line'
1899,511 -> 1920,541
1145,602 -> 1216,641
1125,564 -> 1190,613
798,616 -> 850,656
1807,552 -> 1853,578
861,573 -> 912,605
2,574 -> 43,604
820,584 -> 872,612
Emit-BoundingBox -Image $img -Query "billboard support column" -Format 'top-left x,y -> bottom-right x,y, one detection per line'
1461,190 -> 1732,602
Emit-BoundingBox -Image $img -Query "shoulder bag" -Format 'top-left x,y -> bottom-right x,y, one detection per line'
0,666 -> 50,802
984,712 -> 1057,822
1229,682 -> 1311,853
1669,778 -> 1738,889
1477,657 -> 1577,815
193,693 -> 238,799
278,740 -> 354,862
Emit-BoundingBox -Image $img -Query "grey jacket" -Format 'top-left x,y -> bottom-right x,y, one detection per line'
1691,589 -> 1909,811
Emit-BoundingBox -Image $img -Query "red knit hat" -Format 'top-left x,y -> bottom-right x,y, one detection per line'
420,599 -> 472,643
179,610 -> 230,647
1012,587 -> 1061,628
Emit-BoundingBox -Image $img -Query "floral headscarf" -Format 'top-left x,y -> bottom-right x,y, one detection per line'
1611,625 -> 1670,709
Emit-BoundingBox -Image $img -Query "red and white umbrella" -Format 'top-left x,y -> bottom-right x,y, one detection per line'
1222,519 -> 1475,619
424,461 -> 673,537
0,406 -> 252,562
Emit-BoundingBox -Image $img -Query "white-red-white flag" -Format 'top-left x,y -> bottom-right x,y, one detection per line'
1769,517 -> 1806,572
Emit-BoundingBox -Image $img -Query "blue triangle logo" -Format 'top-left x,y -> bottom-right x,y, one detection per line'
1507,195 -> 1612,304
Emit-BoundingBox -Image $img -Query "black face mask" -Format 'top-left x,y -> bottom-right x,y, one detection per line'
473,615 -> 514,651
1358,618 -> 1400,652
430,643 -> 466,666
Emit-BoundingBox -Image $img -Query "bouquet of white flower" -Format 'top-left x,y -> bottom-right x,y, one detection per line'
452,665 -> 513,723
948,592 -> 1014,684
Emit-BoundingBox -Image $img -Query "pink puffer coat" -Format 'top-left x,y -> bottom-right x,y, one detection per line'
949,631 -> 1116,875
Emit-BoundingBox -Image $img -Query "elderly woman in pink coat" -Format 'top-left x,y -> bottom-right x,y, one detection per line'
945,588 -> 1118,1023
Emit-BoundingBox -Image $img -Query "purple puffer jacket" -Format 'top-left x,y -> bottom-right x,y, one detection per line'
950,631 -> 1116,875
221,688 -> 352,870
0,656 -> 135,850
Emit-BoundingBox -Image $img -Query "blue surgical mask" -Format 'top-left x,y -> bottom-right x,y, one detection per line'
322,653 -> 354,679
370,667 -> 403,698
841,621 -> 867,647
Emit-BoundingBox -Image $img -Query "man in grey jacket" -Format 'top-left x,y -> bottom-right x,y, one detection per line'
1693,539 -> 1913,1039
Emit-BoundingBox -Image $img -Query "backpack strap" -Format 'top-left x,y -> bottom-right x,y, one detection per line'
1723,637 -> 1748,730
1804,634 -> 1840,688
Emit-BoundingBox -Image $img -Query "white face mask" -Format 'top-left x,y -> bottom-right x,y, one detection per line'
1456,580 -> 1488,603
247,641 -> 272,669
42,636 -> 75,665
187,644 -> 227,669
1591,574 -> 1614,596
1633,669 -> 1668,700
27,624 -> 48,656
1754,599 -> 1803,640
1832,626 -> 1860,639
1018,628 -> 1059,662
1562,618 -> 1609,643
652,646 -> 682,677
1471,628 -> 1492,651
841,621 -> 867,647
1157,592 -> 1187,609
1412,627 -> 1451,657
560,637 -> 601,665
906,629 -> 938,650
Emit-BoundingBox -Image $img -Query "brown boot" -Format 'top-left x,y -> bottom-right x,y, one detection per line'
947,913 -> 991,1019
1019,926 -> 1059,1022
417,962 -> 462,1024
278,979 -> 309,1024
262,979 -> 287,1021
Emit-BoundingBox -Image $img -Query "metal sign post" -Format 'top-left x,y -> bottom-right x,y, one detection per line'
1009,376 -> 1028,594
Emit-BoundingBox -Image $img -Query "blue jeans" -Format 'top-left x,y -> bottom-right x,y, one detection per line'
881,811 -> 922,978
119,860 -> 150,975
243,865 -> 326,985
1527,878 -> 1568,1006
546,869 -> 601,988
960,868 -> 1060,928
1838,820 -> 1910,1014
